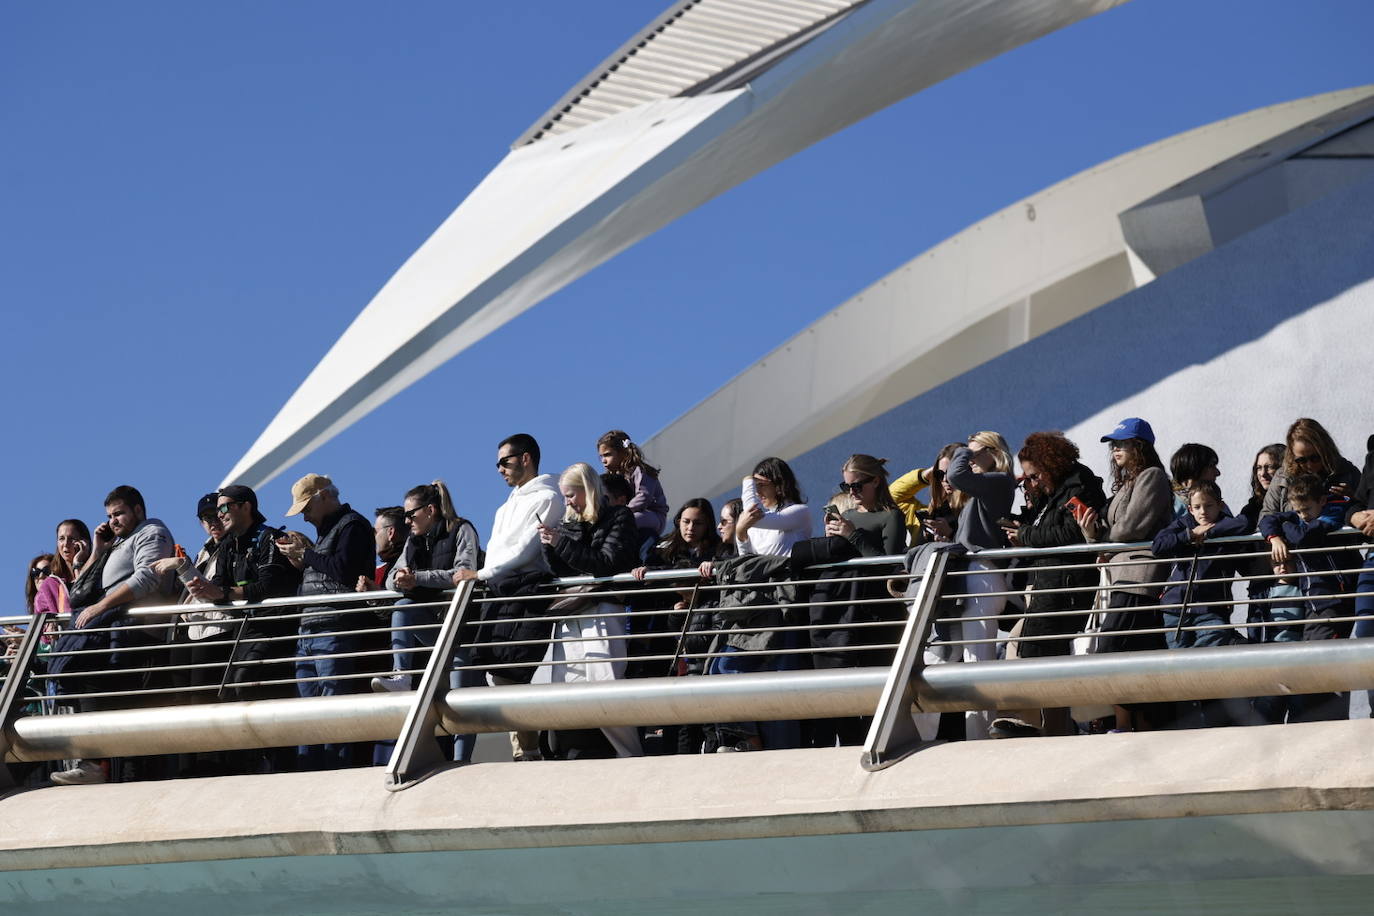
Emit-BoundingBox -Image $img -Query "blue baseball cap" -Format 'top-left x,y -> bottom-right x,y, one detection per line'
1101,417 -> 1155,445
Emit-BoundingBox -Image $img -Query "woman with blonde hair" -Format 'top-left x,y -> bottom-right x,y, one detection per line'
538,462 -> 642,756
940,431 -> 1018,739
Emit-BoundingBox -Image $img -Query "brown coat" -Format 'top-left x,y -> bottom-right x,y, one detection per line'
1096,466 -> 1173,597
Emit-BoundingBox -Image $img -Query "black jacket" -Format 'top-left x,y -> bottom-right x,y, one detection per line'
211,521 -> 302,607
1017,462 -> 1107,591
397,517 -> 480,602
1345,433 -> 1374,533
542,504 -> 640,578
1153,511 -> 1251,608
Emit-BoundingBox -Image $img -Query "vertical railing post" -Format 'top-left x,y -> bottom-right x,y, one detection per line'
384,580 -> 476,790
0,614 -> 51,790
861,550 -> 949,771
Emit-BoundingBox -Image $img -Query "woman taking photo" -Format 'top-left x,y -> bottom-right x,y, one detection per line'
735,457 -> 813,556
539,462 -> 642,757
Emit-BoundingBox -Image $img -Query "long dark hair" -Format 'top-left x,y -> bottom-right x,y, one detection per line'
25,554 -> 54,613
660,498 -> 721,562
930,442 -> 964,514
1170,443 -> 1219,490
1109,438 -> 1164,492
752,456 -> 804,508
52,518 -> 91,583
597,430 -> 660,478
1250,443 -> 1286,501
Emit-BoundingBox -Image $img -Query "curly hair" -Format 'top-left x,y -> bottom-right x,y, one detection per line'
1108,437 -> 1164,492
1016,432 -> 1080,489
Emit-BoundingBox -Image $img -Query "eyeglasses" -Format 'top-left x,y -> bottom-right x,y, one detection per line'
1292,454 -> 1323,466
30,566 -> 51,580
215,501 -> 240,517
496,452 -> 527,470
837,477 -> 873,493
403,505 -> 432,522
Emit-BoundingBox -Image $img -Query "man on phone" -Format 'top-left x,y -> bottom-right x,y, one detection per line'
452,433 -> 563,761
278,473 -> 375,769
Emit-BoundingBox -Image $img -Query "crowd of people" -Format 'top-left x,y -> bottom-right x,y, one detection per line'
5,417 -> 1373,786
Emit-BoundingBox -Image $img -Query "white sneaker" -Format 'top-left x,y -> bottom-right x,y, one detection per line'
50,760 -> 106,786
370,675 -> 411,693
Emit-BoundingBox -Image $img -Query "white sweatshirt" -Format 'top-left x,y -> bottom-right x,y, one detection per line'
478,474 -> 564,581
737,476 -> 813,556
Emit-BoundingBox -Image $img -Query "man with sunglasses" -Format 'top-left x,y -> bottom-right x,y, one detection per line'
175,486 -> 302,721
452,433 -> 563,761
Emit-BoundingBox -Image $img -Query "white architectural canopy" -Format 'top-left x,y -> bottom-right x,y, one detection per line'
223,0 -> 1128,488
645,86 -> 1374,503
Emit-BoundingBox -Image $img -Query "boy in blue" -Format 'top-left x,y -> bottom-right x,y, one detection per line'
1152,481 -> 1249,649
1256,473 -> 1353,722
1259,473 -> 1352,641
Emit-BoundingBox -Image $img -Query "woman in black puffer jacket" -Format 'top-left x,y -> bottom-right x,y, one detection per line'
538,462 -> 642,756
998,432 -> 1106,738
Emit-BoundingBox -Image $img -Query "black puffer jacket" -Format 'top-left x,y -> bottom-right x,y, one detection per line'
542,504 -> 640,578
1014,462 -> 1107,658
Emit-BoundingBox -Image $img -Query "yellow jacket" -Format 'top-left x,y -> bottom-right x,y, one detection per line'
889,467 -> 933,545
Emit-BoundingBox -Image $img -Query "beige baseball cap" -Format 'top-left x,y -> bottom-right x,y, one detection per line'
285,473 -> 333,517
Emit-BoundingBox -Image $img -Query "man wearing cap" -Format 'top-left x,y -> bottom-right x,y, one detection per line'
278,474 -> 374,769
188,485 -> 302,704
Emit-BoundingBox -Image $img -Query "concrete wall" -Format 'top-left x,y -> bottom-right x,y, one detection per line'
772,170 -> 1374,516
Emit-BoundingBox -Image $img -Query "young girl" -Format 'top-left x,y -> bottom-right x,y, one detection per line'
596,430 -> 670,546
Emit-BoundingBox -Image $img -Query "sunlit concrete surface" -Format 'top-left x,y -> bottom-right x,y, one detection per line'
4,719 -> 1374,914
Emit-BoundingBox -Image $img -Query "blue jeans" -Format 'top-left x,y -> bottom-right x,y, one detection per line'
296,630 -> 361,769
390,598 -> 437,678
1259,583 -> 1305,643
708,642 -> 801,750
1351,555 -> 1374,716
448,650 -> 486,762
1163,607 -> 1245,650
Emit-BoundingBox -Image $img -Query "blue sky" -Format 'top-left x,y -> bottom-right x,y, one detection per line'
4,1 -> 1373,595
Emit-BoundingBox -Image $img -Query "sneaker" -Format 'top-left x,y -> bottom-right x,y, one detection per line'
370,675 -> 411,693
50,760 -> 107,786
715,741 -> 760,753
988,717 -> 1042,740
513,752 -> 543,762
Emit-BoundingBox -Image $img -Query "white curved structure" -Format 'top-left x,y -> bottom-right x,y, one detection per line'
646,86 -> 1374,505
223,0 -> 1128,488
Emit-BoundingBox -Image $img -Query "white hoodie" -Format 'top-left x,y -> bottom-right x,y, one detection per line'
478,473 -> 564,582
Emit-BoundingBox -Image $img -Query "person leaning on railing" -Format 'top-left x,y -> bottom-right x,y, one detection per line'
538,462 -> 643,758
49,485 -> 177,786
994,433 -> 1106,739
807,453 -> 909,747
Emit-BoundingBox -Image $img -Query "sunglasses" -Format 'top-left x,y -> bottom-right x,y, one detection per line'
1292,454 -> 1323,466
496,452 -> 527,470
837,477 -> 873,493
30,566 -> 51,580
215,501 -> 239,517
403,505 -> 432,522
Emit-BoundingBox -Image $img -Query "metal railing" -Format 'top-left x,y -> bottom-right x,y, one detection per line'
2,529 -> 1372,789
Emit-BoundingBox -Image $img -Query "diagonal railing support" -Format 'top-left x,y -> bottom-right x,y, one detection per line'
861,549 -> 949,771
384,580 -> 476,791
1,614 -> 50,791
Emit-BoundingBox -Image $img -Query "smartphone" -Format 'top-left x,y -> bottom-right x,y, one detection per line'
915,510 -> 931,523
824,504 -> 841,521
1066,496 -> 1088,515
995,517 -> 1018,529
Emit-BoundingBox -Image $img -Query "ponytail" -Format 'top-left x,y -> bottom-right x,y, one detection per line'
404,479 -> 458,525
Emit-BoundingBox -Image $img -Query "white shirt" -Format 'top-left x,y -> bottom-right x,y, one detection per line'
737,476 -> 813,556
478,474 -> 564,581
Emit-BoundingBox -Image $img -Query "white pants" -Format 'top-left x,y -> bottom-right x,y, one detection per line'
551,602 -> 642,757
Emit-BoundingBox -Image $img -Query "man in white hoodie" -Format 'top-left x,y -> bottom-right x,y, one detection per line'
454,433 -> 562,760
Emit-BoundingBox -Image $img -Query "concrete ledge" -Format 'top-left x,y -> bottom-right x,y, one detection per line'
3,719 -> 1373,871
